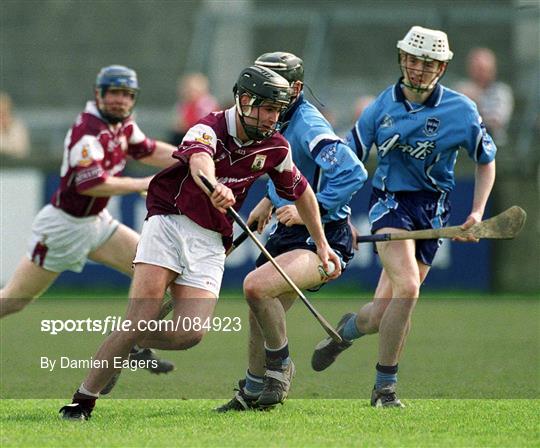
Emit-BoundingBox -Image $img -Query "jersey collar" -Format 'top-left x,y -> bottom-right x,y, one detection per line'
393,78 -> 443,112
85,101 -> 102,119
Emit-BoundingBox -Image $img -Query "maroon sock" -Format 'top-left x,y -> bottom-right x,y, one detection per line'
72,391 -> 97,411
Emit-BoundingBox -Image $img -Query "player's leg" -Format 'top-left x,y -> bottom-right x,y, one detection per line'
87,223 -> 138,276
243,248 -> 325,408
60,262 -> 175,420
88,221 -> 175,377
368,229 -> 421,408
394,261 -> 430,360
0,257 -> 59,317
244,249 -> 324,348
137,284 -> 218,350
216,292 -> 296,412
1,204 -> 71,316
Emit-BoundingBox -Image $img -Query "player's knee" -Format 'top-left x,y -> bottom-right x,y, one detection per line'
243,274 -> 267,303
395,278 -> 421,299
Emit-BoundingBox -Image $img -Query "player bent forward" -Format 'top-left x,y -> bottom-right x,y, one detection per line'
0,65 -> 176,375
311,26 -> 497,407
59,65 -> 341,420
217,52 -> 367,412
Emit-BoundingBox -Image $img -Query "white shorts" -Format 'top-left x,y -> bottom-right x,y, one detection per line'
134,214 -> 225,297
27,204 -> 119,273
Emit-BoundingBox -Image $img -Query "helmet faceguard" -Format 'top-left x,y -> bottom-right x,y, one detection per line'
95,65 -> 139,123
397,26 -> 453,93
255,52 -> 304,105
233,66 -> 291,141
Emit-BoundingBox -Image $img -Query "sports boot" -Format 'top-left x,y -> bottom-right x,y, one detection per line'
215,379 -> 260,413
370,383 -> 405,408
59,403 -> 92,421
311,313 -> 354,371
257,359 -> 295,408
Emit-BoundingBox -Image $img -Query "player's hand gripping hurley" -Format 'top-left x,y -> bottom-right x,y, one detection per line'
197,172 -> 343,343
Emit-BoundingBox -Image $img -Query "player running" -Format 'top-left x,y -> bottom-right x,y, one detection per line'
217,52 -> 367,412
59,65 -> 342,420
311,26 -> 497,407
0,65 -> 176,375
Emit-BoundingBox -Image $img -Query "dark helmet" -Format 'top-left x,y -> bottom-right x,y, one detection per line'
254,52 -> 304,84
95,65 -> 139,123
96,65 -> 139,95
233,65 -> 291,141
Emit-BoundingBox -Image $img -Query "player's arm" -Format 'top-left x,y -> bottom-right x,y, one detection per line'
81,175 -> 153,197
456,160 -> 496,242
269,148 -> 341,279
313,140 -> 368,216
138,140 -> 177,168
189,152 -> 235,214
344,100 -> 377,163
247,196 -> 273,234
293,185 -> 341,280
275,140 -> 367,227
69,134 -> 153,197
457,105 -> 498,242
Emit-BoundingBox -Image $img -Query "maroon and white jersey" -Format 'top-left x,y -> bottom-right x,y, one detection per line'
51,101 -> 156,217
146,107 -> 308,246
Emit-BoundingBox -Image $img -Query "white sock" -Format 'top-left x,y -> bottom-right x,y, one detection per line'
79,383 -> 99,398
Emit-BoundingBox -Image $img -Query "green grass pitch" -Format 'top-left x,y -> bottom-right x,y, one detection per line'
1,291 -> 539,447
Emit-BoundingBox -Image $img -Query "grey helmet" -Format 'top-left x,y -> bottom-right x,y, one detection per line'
254,52 -> 304,84
233,65 -> 291,140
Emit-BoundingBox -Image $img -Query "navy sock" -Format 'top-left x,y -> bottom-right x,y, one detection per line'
341,313 -> 364,341
244,370 -> 264,397
375,363 -> 398,389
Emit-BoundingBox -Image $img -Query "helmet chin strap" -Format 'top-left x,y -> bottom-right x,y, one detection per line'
235,94 -> 278,141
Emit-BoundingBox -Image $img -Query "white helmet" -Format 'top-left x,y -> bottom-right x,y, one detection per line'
397,26 -> 453,62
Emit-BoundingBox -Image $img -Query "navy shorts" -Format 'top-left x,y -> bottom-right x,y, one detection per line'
368,188 -> 451,266
255,218 -> 354,269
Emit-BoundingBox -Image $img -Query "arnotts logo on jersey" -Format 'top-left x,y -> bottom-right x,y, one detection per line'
423,117 -> 440,137
195,132 -> 214,146
378,134 -> 435,160
251,154 -> 267,171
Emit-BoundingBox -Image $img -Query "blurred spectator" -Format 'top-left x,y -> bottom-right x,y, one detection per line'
169,73 -> 219,146
0,91 -> 30,159
353,95 -> 376,121
455,48 -> 514,146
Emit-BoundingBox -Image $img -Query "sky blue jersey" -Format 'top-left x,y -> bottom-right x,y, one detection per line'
346,79 -> 497,193
267,93 -> 367,222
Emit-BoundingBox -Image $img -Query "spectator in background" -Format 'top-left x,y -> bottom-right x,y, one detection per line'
169,73 -> 219,146
455,48 -> 514,146
353,95 -> 376,121
0,91 -> 30,159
